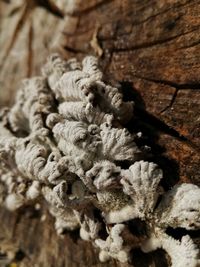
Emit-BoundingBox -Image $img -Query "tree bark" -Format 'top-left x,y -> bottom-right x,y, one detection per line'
0,0 -> 199,266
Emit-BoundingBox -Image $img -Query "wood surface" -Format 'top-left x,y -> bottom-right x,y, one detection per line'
0,0 -> 199,266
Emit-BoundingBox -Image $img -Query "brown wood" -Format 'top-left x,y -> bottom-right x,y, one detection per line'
0,0 -> 199,266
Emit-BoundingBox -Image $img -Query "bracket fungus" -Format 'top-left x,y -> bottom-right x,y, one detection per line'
0,54 -> 200,266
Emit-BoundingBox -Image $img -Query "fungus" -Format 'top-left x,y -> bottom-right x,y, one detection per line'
141,231 -> 200,267
95,224 -> 131,263
0,54 -> 199,266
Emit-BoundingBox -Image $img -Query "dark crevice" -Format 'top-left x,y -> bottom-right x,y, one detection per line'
35,0 -> 64,18
65,228 -> 80,243
160,88 -> 178,114
0,252 -> 7,259
126,219 -> 148,237
16,204 -> 42,220
0,109 -> 30,137
154,194 -> 163,210
156,157 -> 180,190
27,20 -> 34,77
131,248 -> 169,267
166,227 -> 200,241
14,249 -> 26,262
93,209 -> 108,240
62,45 -> 87,54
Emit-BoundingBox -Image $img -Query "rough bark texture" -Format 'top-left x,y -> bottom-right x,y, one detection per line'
0,0 -> 199,266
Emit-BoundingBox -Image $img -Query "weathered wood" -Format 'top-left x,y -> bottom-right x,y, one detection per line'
0,0 -> 63,107
0,0 -> 199,266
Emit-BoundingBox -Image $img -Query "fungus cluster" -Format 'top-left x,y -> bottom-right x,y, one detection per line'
0,55 -> 199,266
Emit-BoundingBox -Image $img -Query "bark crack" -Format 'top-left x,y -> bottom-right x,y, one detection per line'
35,0 -> 64,18
111,26 -> 200,52
68,0 -> 114,16
62,45 -> 87,54
133,75 -> 200,90
178,40 -> 200,50
135,107 -> 200,152
160,89 -> 178,114
132,0 -> 199,27
0,2 -> 32,70
27,20 -> 34,77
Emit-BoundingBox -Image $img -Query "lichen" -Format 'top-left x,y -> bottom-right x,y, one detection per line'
0,54 -> 199,266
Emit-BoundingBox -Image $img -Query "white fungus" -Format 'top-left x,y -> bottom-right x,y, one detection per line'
0,54 -> 199,266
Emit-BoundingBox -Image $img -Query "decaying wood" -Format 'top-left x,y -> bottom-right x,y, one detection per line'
0,0 -> 199,266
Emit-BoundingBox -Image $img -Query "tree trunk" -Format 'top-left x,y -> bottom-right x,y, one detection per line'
0,0 -> 199,266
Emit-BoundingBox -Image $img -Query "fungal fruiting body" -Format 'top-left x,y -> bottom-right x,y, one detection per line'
0,55 -> 199,266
